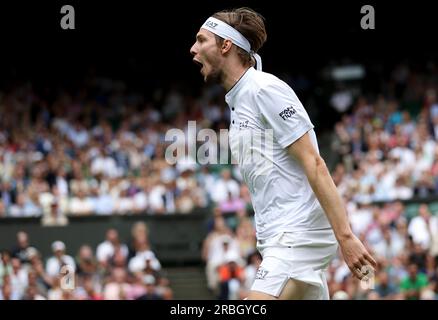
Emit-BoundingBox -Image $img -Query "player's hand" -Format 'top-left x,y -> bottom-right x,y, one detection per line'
339,233 -> 377,280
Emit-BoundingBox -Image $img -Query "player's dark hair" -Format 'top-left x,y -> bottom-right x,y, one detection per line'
212,7 -> 267,67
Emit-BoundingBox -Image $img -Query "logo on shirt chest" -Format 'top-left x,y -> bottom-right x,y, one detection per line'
239,120 -> 249,129
279,106 -> 297,120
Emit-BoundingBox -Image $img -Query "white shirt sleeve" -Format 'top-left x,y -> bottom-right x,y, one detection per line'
256,81 -> 314,149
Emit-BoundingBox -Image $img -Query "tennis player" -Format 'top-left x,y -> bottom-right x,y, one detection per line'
190,7 -> 376,299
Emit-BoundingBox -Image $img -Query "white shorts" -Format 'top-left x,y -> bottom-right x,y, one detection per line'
251,229 -> 338,299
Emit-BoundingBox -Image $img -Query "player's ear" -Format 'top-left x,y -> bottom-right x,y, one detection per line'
221,39 -> 233,54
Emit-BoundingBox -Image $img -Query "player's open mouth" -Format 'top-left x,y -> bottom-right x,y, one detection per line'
193,59 -> 203,72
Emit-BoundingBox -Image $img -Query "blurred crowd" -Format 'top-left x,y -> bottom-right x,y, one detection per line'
0,79 -> 243,220
202,202 -> 438,300
2,60 -> 438,300
0,222 -> 173,300
332,91 -> 438,204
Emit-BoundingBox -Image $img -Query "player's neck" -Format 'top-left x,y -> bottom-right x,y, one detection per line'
221,61 -> 250,92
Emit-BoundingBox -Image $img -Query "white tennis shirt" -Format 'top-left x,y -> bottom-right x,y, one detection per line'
226,67 -> 331,240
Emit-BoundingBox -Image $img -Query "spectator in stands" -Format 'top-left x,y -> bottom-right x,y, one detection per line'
134,274 -> 163,300
40,192 -> 68,226
0,250 -> 12,287
414,171 -> 436,198
372,226 -> 404,261
374,270 -> 400,300
81,275 -> 103,300
218,191 -> 246,214
211,169 -> 240,204
9,257 -> 28,299
11,231 -> 32,265
68,187 -> 94,216
103,267 -> 131,300
409,243 -> 428,273
26,268 -> 49,299
0,279 -> 19,300
22,284 -> 46,300
154,276 -> 174,300
202,215 -> 235,291
235,216 -> 256,259
45,241 -> 76,279
76,245 -> 98,278
0,181 -> 16,212
400,263 -> 429,300
408,204 -> 437,250
28,248 -> 53,291
128,250 -> 161,276
127,222 -> 150,260
8,192 -> 42,217
217,255 -> 245,300
96,228 -> 129,270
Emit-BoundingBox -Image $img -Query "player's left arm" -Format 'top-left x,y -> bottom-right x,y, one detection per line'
287,132 -> 377,279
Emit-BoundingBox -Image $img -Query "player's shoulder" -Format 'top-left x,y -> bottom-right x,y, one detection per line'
252,69 -> 293,95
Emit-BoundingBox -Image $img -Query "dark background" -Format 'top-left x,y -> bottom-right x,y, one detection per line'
0,0 -> 436,92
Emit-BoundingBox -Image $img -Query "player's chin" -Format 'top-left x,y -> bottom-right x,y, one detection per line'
204,69 -> 220,84
202,70 -> 209,82
204,74 -> 212,83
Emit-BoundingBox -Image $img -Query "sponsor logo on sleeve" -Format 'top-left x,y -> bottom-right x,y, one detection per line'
279,106 -> 297,120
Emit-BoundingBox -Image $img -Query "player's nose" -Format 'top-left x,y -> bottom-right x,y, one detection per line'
190,43 -> 198,56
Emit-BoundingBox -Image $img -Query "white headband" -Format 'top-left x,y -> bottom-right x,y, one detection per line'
201,17 -> 262,71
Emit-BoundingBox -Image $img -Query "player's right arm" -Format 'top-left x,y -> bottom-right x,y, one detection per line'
287,132 -> 377,279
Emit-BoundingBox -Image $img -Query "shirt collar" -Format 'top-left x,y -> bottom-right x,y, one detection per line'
225,67 -> 255,104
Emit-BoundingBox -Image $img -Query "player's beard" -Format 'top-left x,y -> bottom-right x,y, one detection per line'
205,66 -> 224,85
203,54 -> 224,85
